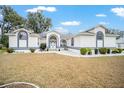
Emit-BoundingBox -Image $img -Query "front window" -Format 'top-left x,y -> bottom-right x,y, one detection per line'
96,31 -> 104,40
18,31 -> 28,40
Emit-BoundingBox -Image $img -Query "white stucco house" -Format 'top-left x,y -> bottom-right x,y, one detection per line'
116,31 -> 124,48
7,25 -> 120,51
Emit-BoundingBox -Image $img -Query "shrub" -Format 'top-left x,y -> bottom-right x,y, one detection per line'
88,51 -> 92,55
7,48 -> 14,53
112,48 -> 122,54
0,35 -> 9,48
80,48 -> 87,55
40,43 -> 46,50
87,48 -> 92,55
117,48 -> 123,53
30,48 -> 35,53
112,49 -> 118,54
107,48 -> 110,54
94,48 -> 98,54
99,48 -> 107,54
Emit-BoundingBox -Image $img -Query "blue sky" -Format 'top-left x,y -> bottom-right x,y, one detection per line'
8,5 -> 124,33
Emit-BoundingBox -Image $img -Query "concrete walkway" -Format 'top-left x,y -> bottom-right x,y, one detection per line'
42,50 -> 124,58
14,49 -> 124,58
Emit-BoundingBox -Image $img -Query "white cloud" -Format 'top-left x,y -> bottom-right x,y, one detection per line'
96,14 -> 107,17
54,27 -> 69,34
61,21 -> 80,26
99,22 -> 109,25
111,7 -> 124,17
26,6 -> 57,13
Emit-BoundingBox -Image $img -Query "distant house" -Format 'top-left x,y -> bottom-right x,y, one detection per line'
116,31 -> 124,48
6,25 -> 120,50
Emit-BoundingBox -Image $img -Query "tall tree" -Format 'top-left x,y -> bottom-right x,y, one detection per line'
0,5 -> 25,33
26,12 -> 52,33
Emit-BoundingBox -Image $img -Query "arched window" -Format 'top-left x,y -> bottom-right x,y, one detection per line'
18,31 -> 28,40
71,38 -> 74,46
61,39 -> 67,47
96,31 -> 104,40
49,35 -> 57,41
18,31 -> 28,48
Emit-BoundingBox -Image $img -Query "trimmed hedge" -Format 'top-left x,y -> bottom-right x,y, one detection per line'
87,48 -> 92,55
40,43 -> 46,50
107,48 -> 110,54
30,48 -> 35,53
99,48 -> 107,54
118,48 -> 123,53
80,48 -> 92,55
95,48 -> 98,54
112,48 -> 122,54
7,48 -> 14,53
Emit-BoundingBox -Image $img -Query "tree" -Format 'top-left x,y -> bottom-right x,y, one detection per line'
0,5 -> 25,33
0,35 -> 9,47
26,12 -> 52,33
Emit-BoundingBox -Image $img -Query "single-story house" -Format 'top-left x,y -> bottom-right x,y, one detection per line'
116,31 -> 124,48
6,25 -> 120,50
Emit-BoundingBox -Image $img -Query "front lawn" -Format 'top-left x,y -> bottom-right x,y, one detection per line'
0,53 -> 124,88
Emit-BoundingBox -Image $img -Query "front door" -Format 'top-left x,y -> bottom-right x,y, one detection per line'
97,40 -> 103,48
50,41 -> 56,49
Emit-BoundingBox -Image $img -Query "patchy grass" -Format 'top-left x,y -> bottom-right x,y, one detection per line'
0,53 -> 124,88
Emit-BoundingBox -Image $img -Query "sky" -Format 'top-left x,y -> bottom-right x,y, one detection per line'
2,5 -> 124,34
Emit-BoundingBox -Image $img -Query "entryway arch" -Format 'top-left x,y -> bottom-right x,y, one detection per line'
46,31 -> 61,49
17,30 -> 28,48
49,35 -> 57,49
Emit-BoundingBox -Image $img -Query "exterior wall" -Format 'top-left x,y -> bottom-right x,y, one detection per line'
28,37 -> 39,48
104,36 -> 116,48
67,35 -> 96,48
40,38 -> 46,44
9,30 -> 39,49
74,36 -> 96,48
117,44 -> 124,48
116,37 -> 124,48
67,39 -> 71,47
9,35 -> 17,48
